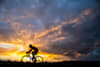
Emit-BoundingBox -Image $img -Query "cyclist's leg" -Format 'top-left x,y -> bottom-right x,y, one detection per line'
32,52 -> 37,63
32,52 -> 35,60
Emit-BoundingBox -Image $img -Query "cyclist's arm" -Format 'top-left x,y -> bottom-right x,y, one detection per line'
26,49 -> 32,53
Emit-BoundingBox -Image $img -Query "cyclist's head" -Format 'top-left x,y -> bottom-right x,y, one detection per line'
29,44 -> 32,48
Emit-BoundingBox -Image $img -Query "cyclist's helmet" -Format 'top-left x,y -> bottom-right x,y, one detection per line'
29,44 -> 32,48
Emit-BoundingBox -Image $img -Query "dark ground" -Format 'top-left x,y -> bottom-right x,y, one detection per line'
0,61 -> 100,67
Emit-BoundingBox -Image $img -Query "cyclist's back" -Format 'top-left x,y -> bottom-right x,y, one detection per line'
26,44 -> 39,55
31,45 -> 38,54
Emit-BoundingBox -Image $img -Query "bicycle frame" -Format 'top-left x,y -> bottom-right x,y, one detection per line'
21,53 -> 43,63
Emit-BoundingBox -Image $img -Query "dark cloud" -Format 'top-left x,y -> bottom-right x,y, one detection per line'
0,0 -> 5,4
96,0 -> 100,3
46,5 -> 100,59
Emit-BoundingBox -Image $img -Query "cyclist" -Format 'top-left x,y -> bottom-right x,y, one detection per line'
26,44 -> 39,62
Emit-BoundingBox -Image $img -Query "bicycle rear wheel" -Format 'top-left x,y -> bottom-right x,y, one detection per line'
36,56 -> 43,63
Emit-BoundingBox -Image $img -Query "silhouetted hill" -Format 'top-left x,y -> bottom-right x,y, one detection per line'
0,61 -> 100,67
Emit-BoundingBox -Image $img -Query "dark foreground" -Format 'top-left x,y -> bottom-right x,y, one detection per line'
0,61 -> 100,67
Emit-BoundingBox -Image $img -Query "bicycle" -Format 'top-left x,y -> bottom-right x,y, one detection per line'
21,53 -> 43,63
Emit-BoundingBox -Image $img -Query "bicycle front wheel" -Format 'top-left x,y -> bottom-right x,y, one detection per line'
21,55 -> 32,63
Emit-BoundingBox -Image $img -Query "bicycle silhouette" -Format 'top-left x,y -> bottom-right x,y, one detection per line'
21,53 -> 43,63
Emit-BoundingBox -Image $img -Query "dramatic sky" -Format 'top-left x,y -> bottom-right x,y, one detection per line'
0,0 -> 100,62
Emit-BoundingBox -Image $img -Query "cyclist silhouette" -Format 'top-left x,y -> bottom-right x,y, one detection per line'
26,44 -> 39,62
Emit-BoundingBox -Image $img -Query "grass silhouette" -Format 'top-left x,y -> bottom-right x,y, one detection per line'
0,60 -> 100,67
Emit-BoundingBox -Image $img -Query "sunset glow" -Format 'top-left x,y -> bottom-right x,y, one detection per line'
0,0 -> 100,62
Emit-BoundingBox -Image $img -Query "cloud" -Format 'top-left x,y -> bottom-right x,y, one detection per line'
0,0 -> 100,61
40,5 -> 100,58
50,6 -> 100,58
0,0 -> 5,5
